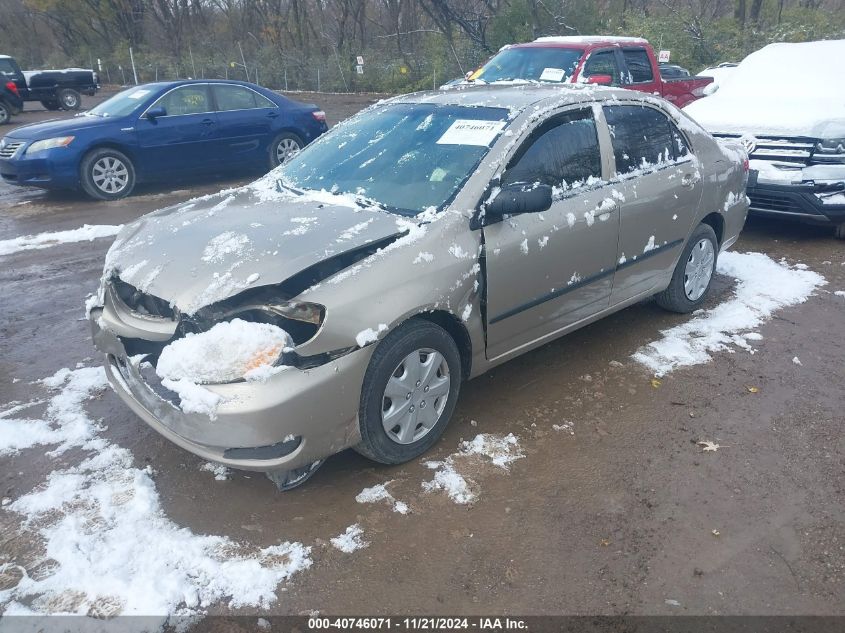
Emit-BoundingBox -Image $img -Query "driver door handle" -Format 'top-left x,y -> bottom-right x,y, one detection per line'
201,118 -> 215,126
594,199 -> 619,221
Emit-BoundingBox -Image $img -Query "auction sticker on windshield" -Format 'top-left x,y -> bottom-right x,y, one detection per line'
128,90 -> 151,99
437,120 -> 507,146
539,67 -> 566,82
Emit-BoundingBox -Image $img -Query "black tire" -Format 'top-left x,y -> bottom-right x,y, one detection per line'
40,99 -> 61,111
835,223 -> 845,240
655,223 -> 719,313
0,102 -> 9,125
268,132 -> 304,168
355,318 -> 462,464
80,148 -> 136,200
58,88 -> 82,110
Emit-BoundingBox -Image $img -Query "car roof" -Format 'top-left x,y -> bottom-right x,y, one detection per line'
392,83 -> 641,113
517,35 -> 649,49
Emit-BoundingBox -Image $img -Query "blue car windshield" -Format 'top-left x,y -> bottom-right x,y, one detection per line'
87,86 -> 163,118
278,103 -> 510,216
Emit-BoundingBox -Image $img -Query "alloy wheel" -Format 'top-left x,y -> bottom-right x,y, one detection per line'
92,156 -> 129,194
276,138 -> 301,164
683,238 -> 715,301
381,348 -> 451,445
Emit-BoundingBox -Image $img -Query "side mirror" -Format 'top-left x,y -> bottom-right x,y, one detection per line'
485,183 -> 553,221
586,74 -> 613,86
145,106 -> 166,120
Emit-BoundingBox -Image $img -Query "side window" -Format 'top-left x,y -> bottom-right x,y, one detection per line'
604,105 -> 677,174
502,109 -> 602,190
214,84 -> 275,111
153,85 -> 211,116
582,50 -> 621,86
671,122 -> 691,158
621,48 -> 654,83
0,59 -> 17,76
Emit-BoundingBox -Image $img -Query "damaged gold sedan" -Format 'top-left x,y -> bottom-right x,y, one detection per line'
89,84 -> 748,489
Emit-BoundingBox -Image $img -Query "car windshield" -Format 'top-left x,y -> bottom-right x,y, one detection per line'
278,103 -> 510,216
87,86 -> 161,117
472,47 -> 584,83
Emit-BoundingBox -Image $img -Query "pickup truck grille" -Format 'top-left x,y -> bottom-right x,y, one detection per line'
714,134 -> 816,166
0,141 -> 25,159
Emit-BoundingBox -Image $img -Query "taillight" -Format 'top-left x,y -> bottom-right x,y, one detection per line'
5,81 -> 19,97
743,157 -> 749,172
312,110 -> 326,123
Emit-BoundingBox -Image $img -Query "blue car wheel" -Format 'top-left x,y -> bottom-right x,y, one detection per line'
270,132 -> 303,168
80,148 -> 136,200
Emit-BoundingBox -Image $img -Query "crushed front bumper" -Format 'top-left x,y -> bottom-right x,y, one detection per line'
91,311 -> 374,472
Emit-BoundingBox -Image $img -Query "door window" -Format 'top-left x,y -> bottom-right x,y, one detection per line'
0,59 -> 17,76
582,50 -> 622,85
621,48 -> 654,83
213,84 -> 275,111
604,105 -> 685,174
153,85 -> 211,116
502,109 -> 602,191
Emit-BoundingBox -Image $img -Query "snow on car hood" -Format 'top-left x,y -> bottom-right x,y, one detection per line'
685,40 -> 845,138
105,181 -> 408,315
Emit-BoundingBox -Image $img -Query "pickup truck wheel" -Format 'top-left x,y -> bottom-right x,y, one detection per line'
834,223 -> 845,240
0,102 -> 9,125
269,132 -> 303,168
80,148 -> 136,200
355,318 -> 462,464
655,223 -> 718,313
58,88 -> 82,110
40,99 -> 61,111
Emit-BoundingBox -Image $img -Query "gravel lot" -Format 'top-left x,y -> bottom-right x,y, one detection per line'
0,92 -> 842,621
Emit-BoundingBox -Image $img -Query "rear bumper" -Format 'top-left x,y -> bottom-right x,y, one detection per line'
747,172 -> 845,226
91,311 -> 372,472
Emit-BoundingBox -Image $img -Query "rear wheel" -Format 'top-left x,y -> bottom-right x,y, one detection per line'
80,148 -> 136,200
40,99 -> 61,111
58,88 -> 82,110
835,223 -> 845,240
0,102 -> 9,125
269,132 -> 303,168
355,319 -> 462,464
655,223 -> 718,313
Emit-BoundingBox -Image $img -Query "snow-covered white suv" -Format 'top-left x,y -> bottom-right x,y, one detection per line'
686,40 -> 845,238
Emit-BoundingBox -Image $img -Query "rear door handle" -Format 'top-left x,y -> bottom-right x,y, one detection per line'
681,173 -> 700,188
595,199 -> 619,220
201,118 -> 215,126
267,111 -> 279,119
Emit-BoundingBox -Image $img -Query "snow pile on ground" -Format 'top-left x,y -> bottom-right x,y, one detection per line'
422,433 -> 524,504
0,367 -> 107,457
200,462 -> 231,481
355,481 -> 409,514
157,319 -> 292,385
0,367 -> 312,622
0,224 -> 123,257
633,251 -> 825,376
330,524 -> 369,553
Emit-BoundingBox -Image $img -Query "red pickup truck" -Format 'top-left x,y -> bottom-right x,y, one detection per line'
466,36 -> 713,108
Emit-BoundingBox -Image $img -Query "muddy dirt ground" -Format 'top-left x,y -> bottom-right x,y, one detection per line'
0,93 -> 843,619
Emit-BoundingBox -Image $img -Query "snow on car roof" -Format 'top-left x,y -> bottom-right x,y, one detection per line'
533,35 -> 648,45
393,83 -> 633,113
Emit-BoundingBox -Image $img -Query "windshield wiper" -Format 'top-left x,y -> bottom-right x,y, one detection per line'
275,179 -> 303,196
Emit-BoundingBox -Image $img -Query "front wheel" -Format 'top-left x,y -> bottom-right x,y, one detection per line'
834,223 -> 845,240
80,148 -> 136,200
355,319 -> 462,464
269,132 -> 303,168
58,88 -> 82,110
655,223 -> 718,313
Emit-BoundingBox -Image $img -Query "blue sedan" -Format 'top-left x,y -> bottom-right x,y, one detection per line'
0,80 -> 328,199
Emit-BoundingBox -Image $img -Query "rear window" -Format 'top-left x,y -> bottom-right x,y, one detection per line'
604,105 -> 682,173
0,59 -> 18,76
622,48 -> 654,83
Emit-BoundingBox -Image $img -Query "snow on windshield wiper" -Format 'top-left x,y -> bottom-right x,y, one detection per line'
275,179 -> 303,195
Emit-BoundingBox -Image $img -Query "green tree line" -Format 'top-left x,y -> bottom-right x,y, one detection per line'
0,0 -> 842,92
